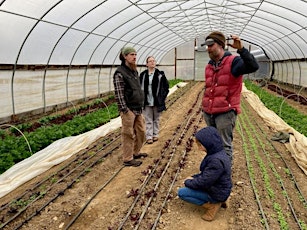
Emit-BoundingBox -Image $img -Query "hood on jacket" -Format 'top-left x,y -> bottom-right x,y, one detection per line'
195,126 -> 224,155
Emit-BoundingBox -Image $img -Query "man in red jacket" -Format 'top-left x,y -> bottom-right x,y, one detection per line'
201,31 -> 259,162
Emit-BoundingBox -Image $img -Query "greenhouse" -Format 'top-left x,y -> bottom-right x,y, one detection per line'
0,0 -> 307,229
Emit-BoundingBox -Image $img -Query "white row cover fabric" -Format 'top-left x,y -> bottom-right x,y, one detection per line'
0,117 -> 121,199
242,86 -> 307,175
1,0 -> 307,66
0,82 -> 187,198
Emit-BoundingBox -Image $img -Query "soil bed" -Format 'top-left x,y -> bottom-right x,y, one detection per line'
0,81 -> 306,230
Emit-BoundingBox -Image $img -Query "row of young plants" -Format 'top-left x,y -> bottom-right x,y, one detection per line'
244,79 -> 307,136
237,85 -> 307,230
241,106 -> 289,229
238,117 -> 289,229
0,79 -> 183,174
239,102 -> 307,230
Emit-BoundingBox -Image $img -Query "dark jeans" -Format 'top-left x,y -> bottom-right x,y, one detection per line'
203,110 -> 237,161
177,187 -> 217,206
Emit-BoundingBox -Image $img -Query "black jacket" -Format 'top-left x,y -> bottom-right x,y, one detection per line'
140,68 -> 169,112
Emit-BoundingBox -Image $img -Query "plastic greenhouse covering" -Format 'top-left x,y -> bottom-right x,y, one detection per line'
1,0 -> 307,64
1,0 -> 307,120
0,0 -> 307,201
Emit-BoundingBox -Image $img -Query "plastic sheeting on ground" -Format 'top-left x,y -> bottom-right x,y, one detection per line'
0,82 -> 187,198
0,118 -> 121,198
242,85 -> 307,175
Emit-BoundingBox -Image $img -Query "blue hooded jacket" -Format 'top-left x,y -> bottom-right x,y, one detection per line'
184,126 -> 232,202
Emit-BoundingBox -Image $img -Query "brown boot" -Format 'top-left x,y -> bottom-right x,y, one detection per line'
201,202 -> 221,221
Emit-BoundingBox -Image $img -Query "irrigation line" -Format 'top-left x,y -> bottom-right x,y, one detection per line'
252,128 -> 303,228
1,81 -> 197,229
133,110 -> 201,230
242,99 -> 307,207
267,139 -> 307,206
151,148 -> 188,230
64,166 -> 124,230
0,132 -> 121,213
252,115 -> 307,228
116,113 -> 191,230
160,96 -> 191,133
133,149 -> 176,230
151,120 -> 201,230
160,81 -> 196,131
1,140 -> 121,229
117,89 -> 203,230
236,119 -> 270,230
242,102 -> 303,229
13,144 -> 121,230
241,107 -> 289,228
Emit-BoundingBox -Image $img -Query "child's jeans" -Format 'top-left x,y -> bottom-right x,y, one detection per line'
177,187 -> 218,205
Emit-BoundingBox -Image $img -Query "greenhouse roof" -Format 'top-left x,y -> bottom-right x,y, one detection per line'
1,0 -> 307,65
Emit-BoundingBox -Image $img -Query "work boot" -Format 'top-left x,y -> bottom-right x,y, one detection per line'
123,159 -> 142,167
133,153 -> 148,159
201,202 -> 221,221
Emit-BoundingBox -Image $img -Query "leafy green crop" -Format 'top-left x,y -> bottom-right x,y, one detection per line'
168,79 -> 183,88
244,80 -> 307,136
0,82 -> 183,174
0,104 -> 119,174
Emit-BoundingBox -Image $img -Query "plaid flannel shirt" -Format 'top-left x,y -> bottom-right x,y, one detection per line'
113,72 -> 142,115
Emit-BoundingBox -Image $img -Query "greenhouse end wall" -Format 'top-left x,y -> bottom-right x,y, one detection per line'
0,43 -> 194,121
274,61 -> 307,87
0,68 -> 115,120
1,40 -> 305,123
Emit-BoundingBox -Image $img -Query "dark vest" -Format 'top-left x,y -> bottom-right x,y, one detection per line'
115,65 -> 144,110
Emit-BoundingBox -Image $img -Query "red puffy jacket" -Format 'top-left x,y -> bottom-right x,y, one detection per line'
202,55 -> 243,115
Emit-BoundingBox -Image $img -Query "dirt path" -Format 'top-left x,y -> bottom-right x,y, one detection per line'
1,81 -> 306,230
69,82 -> 221,230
